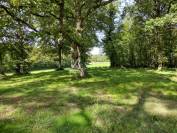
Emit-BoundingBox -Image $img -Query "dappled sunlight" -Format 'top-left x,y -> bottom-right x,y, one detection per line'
153,69 -> 177,75
170,76 -> 177,82
31,69 -> 55,74
0,68 -> 177,132
0,105 -> 17,120
144,97 -> 177,117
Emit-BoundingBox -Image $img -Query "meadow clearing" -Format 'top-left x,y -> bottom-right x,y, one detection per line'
0,64 -> 177,133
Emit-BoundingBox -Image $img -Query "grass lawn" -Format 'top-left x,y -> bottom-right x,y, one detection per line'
0,66 -> 177,133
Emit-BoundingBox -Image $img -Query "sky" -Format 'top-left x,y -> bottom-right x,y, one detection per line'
90,0 -> 134,55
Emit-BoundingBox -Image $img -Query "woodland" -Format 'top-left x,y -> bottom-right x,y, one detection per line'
0,0 -> 177,133
0,0 -> 176,77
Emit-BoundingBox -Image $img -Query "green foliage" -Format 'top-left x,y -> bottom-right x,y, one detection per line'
0,0 -> 116,76
101,0 -> 177,68
146,3 -> 177,30
30,47 -> 72,70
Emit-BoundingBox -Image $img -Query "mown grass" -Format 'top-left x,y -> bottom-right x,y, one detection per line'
0,66 -> 177,133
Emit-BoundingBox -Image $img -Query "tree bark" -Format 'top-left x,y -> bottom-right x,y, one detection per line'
71,12 -> 87,78
76,45 -> 87,77
71,44 -> 87,78
56,0 -> 65,71
0,54 -> 5,75
56,43 -> 64,70
70,1 -> 88,78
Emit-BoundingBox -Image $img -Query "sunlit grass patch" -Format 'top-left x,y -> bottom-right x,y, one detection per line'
88,62 -> 110,68
144,97 -> 177,117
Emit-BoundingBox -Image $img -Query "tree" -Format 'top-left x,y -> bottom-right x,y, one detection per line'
0,44 -> 6,75
102,3 -> 120,68
101,0 -> 177,69
68,0 -> 116,77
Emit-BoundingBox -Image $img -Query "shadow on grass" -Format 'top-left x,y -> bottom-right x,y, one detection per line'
0,68 -> 177,133
96,87 -> 177,133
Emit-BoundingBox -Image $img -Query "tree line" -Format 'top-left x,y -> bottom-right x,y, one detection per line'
103,0 -> 177,69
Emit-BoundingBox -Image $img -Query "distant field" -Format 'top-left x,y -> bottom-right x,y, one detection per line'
0,67 -> 177,133
88,62 -> 110,68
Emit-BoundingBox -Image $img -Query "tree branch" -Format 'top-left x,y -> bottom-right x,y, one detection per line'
0,5 -> 38,32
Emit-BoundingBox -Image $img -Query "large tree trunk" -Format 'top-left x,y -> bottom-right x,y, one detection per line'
110,50 -> 119,68
76,45 -> 87,77
71,14 -> 87,78
71,43 -> 87,78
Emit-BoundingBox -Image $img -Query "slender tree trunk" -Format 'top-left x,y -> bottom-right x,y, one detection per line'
0,54 -> 5,75
167,25 -> 175,68
156,28 -> 163,70
56,0 -> 64,71
56,44 -> 63,70
58,46 -> 62,69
